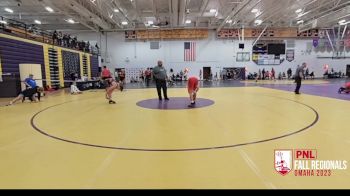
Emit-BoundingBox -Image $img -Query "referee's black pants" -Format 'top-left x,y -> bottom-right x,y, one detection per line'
295,77 -> 302,94
155,79 -> 168,100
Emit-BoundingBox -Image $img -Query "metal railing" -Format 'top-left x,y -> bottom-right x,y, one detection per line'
0,16 -> 100,55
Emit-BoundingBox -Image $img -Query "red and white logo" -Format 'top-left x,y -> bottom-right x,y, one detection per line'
274,150 -> 293,176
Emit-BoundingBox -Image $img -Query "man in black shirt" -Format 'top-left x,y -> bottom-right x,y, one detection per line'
153,61 -> 169,101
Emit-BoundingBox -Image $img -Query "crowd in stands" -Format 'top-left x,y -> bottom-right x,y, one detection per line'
52,30 -> 99,53
247,67 -> 316,81
0,17 -> 99,54
323,68 -> 346,79
247,66 -> 347,81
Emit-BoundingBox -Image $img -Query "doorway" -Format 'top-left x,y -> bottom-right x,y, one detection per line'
347,65 -> 350,77
203,67 -> 212,81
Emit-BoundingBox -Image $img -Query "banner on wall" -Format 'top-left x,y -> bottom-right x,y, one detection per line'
286,49 -> 295,62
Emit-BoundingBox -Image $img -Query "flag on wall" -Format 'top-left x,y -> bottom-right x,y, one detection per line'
184,42 -> 196,62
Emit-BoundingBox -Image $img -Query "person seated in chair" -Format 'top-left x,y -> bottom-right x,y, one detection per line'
309,72 -> 315,80
323,70 -> 329,79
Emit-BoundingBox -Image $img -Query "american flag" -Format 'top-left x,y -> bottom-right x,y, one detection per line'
184,42 -> 196,62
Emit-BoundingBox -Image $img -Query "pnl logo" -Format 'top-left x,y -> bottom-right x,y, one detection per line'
274,149 -> 348,177
274,150 -> 293,176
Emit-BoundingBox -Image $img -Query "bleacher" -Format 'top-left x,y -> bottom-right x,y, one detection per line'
0,16 -> 99,55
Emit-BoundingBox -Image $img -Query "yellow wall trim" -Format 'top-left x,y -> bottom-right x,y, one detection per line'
57,48 -> 64,88
87,55 -> 92,79
79,53 -> 84,77
43,45 -> 51,87
0,53 -> 2,76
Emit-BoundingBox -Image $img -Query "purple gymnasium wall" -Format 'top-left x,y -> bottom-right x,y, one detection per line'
0,37 -> 46,81
90,55 -> 99,77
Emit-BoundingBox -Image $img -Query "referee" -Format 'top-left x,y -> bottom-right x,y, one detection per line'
153,60 -> 169,101
295,63 -> 307,94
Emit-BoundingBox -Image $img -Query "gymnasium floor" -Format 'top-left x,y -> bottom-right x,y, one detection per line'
0,79 -> 349,189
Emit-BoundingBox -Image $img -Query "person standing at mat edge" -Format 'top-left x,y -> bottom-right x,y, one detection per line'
153,60 -> 169,101
295,63 -> 307,94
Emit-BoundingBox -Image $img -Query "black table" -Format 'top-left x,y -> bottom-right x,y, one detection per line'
0,74 -> 21,98
76,80 -> 102,91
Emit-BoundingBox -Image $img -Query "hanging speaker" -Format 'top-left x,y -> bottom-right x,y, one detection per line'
239,43 -> 245,49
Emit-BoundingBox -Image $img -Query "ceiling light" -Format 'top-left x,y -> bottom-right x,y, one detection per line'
148,21 -> 154,25
295,9 -> 302,13
226,20 -> 233,23
0,20 -> 7,24
340,21 -> 350,25
297,13 -> 304,18
210,9 -> 217,13
185,19 -> 191,24
34,20 -> 42,24
255,19 -> 262,25
339,19 -> 346,24
251,9 -> 259,13
4,8 -> 14,13
297,20 -> 304,24
122,21 -> 128,25
114,9 -> 119,13
45,6 -> 54,13
66,19 -> 76,24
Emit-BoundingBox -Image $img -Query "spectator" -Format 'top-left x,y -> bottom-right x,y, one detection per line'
52,30 -> 58,45
145,68 -> 152,87
287,68 -> 292,80
95,43 -> 100,54
309,72 -> 315,79
86,41 -> 90,52
71,36 -> 77,49
305,68 -> 309,80
262,69 -> 266,80
118,69 -> 126,90
271,68 -> 276,81
265,71 -> 270,80
258,69 -> 262,80
63,34 -> 68,47
58,31 -> 63,46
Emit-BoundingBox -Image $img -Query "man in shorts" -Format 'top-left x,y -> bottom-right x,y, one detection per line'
187,76 -> 199,108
